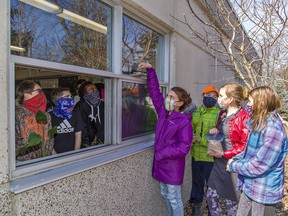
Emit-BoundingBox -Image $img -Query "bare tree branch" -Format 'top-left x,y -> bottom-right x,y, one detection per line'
174,0 -> 288,90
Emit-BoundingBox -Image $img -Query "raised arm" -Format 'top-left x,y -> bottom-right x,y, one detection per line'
139,63 -> 165,115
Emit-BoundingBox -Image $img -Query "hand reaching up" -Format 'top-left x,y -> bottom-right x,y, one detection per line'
139,62 -> 152,70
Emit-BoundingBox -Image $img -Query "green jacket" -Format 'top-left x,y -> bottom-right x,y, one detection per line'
191,105 -> 220,162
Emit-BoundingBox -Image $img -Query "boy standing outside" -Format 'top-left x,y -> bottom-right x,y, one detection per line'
190,86 -> 220,216
50,88 -> 84,154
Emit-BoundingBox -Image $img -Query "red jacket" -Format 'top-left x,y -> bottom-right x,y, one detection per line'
218,108 -> 250,159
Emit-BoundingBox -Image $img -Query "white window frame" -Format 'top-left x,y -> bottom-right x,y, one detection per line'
9,0 -> 171,193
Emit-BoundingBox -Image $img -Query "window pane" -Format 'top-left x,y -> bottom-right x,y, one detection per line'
122,82 -> 157,140
122,15 -> 162,77
11,0 -> 112,71
15,65 -> 108,164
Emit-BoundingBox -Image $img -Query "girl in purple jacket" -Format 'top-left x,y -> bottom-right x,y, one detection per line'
139,63 -> 193,216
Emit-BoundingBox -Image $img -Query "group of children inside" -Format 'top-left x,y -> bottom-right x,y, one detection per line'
15,79 -> 104,161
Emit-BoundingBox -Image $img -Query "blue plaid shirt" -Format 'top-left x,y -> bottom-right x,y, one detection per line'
230,112 -> 288,204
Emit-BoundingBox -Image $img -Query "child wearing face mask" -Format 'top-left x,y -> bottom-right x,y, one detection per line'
139,62 -> 193,216
206,83 -> 250,216
227,86 -> 288,216
189,86 -> 220,216
15,80 -> 54,161
74,81 -> 104,147
49,88 -> 84,154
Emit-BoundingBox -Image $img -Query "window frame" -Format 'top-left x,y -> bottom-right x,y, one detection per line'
8,0 -> 171,191
122,9 -> 169,81
10,55 -> 118,178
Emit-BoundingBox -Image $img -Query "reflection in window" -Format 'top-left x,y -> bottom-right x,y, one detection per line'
15,65 -> 107,164
122,82 -> 157,140
10,0 -> 112,71
122,15 -> 162,77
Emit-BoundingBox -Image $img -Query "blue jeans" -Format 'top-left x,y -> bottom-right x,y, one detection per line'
160,182 -> 184,216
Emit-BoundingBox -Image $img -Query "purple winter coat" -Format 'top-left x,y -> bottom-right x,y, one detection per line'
147,67 -> 193,185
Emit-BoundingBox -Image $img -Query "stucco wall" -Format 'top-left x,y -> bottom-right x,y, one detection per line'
174,35 -> 218,105
0,0 -> 12,215
13,150 -> 162,215
11,150 -> 192,216
123,0 -> 176,28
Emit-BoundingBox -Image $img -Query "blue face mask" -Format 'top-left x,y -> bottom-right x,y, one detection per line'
203,96 -> 217,108
53,98 -> 74,120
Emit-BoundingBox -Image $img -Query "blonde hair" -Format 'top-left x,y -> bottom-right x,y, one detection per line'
221,83 -> 248,107
249,86 -> 281,131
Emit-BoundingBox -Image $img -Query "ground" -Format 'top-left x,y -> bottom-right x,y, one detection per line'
184,158 -> 288,216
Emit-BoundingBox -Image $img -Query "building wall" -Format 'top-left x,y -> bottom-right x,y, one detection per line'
9,151 -> 191,215
0,0 -> 12,215
13,151 -> 169,215
0,0 -> 232,215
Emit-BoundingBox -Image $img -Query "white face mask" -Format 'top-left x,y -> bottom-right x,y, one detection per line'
217,95 -> 231,109
165,97 -> 175,111
217,97 -> 224,108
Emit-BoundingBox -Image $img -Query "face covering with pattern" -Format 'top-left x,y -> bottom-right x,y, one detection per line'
53,97 -> 74,120
244,105 -> 253,116
22,92 -> 47,114
165,97 -> 175,111
203,96 -> 217,108
84,90 -> 101,107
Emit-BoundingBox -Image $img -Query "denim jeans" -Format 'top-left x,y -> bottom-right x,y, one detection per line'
160,182 -> 184,216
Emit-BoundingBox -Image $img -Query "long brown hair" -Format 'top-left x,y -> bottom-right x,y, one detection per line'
16,80 -> 38,104
249,86 -> 281,131
170,87 -> 192,112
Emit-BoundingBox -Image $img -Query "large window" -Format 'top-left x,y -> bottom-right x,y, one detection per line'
10,0 -> 167,182
122,82 -> 157,140
122,15 -> 163,78
14,65 -> 110,166
11,0 -> 112,70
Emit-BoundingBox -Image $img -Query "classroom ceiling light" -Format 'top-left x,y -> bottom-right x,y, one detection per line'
20,0 -> 107,34
10,46 -> 26,52
57,9 -> 107,34
20,0 -> 59,13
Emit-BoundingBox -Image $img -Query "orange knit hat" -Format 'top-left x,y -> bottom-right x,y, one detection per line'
202,86 -> 219,96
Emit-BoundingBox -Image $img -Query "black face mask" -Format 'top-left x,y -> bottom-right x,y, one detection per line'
84,91 -> 101,107
203,96 -> 217,108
